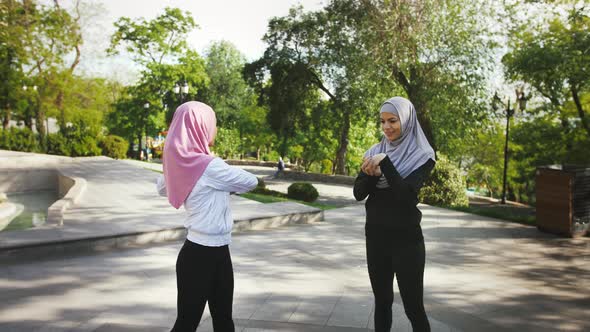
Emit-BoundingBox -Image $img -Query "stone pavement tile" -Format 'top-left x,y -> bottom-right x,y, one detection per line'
481,304 -> 589,332
326,293 -> 373,328
250,294 -> 300,322
366,302 -> 413,332
287,295 -> 340,326
233,293 -> 272,320
238,319 -> 370,331
92,323 -> 170,332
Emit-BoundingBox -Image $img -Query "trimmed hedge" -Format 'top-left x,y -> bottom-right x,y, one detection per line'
0,127 -> 40,152
287,182 -> 319,202
419,155 -> 468,207
100,135 -> 129,159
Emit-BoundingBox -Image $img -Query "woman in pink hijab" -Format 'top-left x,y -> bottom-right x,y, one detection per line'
156,101 -> 258,332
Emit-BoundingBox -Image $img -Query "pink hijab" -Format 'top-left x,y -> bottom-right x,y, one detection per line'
163,101 -> 217,208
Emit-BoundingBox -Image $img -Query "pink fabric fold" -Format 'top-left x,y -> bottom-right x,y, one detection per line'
163,101 -> 217,209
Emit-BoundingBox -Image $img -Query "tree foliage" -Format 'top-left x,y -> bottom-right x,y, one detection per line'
360,0 -> 497,154
503,3 -> 590,138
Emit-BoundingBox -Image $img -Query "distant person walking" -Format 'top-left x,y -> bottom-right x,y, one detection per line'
353,97 -> 435,332
273,157 -> 285,178
156,101 -> 258,332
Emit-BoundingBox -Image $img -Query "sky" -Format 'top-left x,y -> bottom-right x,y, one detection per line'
77,0 -> 327,83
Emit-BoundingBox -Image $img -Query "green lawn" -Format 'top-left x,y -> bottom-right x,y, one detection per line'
447,205 -> 536,226
239,192 -> 338,210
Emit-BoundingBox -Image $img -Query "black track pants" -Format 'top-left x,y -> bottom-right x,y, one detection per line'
171,240 -> 235,332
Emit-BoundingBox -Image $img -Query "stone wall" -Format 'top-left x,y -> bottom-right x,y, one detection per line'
0,169 -> 58,193
0,150 -> 85,226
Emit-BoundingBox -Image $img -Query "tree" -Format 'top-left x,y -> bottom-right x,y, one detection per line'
245,56 -> 322,159
359,0 -> 497,153
248,3 -> 388,174
1,0 -> 86,147
200,41 -> 251,125
107,7 -> 209,154
108,7 -> 196,66
0,0 -> 26,129
503,4 -> 590,139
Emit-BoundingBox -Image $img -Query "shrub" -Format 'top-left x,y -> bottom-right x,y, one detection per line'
419,155 -> 469,207
70,135 -> 101,157
262,150 -> 279,162
46,132 -> 101,157
47,133 -> 70,156
100,135 -> 129,159
0,127 -> 40,152
287,182 -> 319,202
320,159 -> 333,174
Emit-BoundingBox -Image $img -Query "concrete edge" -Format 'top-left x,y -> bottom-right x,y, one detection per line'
0,209 -> 324,264
46,173 -> 87,226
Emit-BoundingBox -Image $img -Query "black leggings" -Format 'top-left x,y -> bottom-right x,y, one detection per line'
171,240 -> 235,332
366,238 -> 430,332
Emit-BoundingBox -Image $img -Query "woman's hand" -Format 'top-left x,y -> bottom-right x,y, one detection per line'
362,153 -> 386,176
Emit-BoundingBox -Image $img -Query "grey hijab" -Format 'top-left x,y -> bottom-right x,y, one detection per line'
364,97 -> 435,184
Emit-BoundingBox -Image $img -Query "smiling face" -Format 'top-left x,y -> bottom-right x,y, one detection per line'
380,112 -> 401,142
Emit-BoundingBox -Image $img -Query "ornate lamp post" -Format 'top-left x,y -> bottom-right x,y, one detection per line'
493,88 -> 527,204
143,102 -> 150,160
173,81 -> 189,105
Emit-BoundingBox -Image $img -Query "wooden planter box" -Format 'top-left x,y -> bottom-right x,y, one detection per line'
536,165 -> 590,237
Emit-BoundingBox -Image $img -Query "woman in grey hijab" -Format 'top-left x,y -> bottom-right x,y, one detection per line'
353,96 -> 435,332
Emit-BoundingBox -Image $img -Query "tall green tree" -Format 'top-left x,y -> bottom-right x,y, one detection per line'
360,0 -> 497,153
248,3 -> 389,174
1,0 -> 85,146
201,41 -> 251,125
107,7 -> 209,150
503,4 -> 590,139
108,7 -> 196,66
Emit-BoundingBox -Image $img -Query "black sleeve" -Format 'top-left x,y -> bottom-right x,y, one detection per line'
353,170 -> 380,201
379,157 -> 435,205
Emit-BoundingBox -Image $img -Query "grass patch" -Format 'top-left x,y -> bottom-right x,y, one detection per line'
446,205 -> 536,226
240,192 -> 338,210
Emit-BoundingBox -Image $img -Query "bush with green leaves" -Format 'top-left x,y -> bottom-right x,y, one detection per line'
46,122 -> 102,157
100,135 -> 129,159
320,159 -> 333,174
0,127 -> 40,152
287,182 -> 319,202
47,133 -> 69,156
419,155 -> 468,207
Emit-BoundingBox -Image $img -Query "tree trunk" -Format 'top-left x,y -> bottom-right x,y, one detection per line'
137,134 -> 143,159
56,91 -> 65,128
407,88 -> 437,151
24,105 -> 33,129
3,104 -> 11,130
571,86 -> 590,139
35,100 -> 46,150
334,109 -> 350,175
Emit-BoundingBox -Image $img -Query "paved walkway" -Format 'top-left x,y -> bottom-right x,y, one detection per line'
1,156 -> 589,331
0,156 -> 321,257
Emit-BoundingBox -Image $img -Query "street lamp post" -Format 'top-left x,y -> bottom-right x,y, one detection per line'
493,88 -> 527,204
143,102 -> 150,160
173,81 -> 189,106
22,85 -> 38,130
